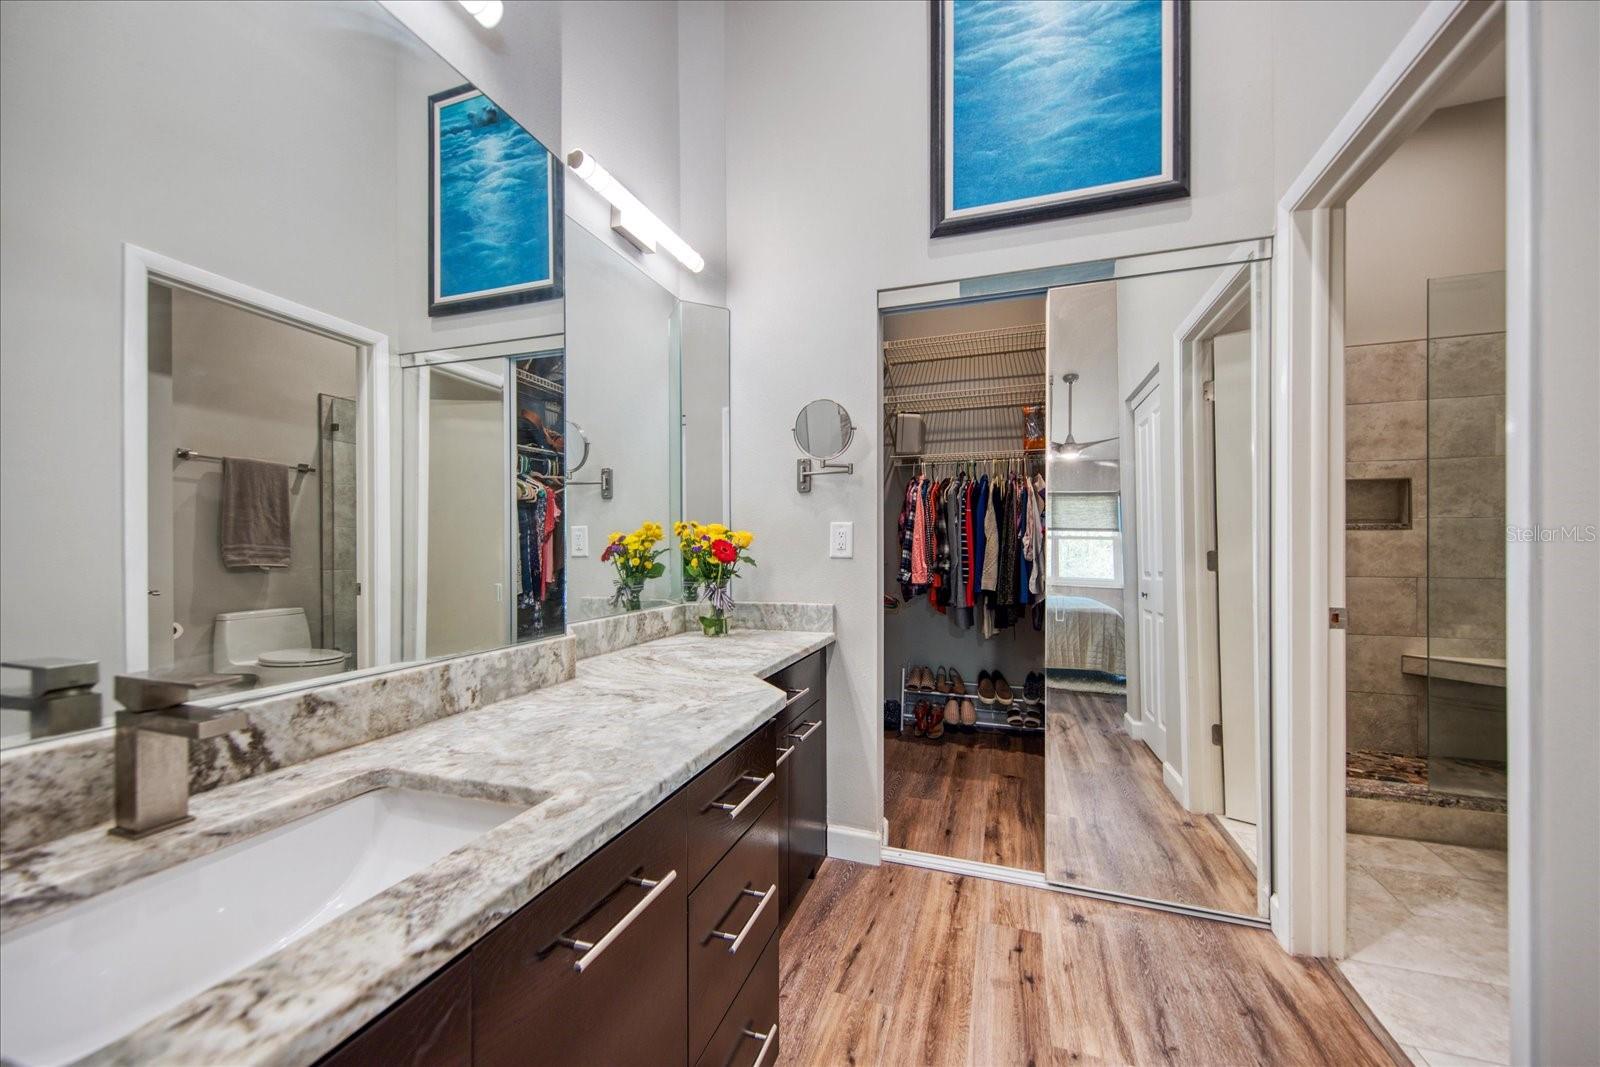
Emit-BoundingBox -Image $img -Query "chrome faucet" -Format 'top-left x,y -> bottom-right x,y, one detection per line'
110,671 -> 250,839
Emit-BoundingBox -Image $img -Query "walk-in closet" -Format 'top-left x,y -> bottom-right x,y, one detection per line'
880,240 -> 1275,921
882,297 -> 1050,871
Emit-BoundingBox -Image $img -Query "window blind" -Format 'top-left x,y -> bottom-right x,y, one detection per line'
1050,492 -> 1121,531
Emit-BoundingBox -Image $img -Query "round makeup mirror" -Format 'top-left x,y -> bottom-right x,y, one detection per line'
564,418 -> 591,475
793,399 -> 855,461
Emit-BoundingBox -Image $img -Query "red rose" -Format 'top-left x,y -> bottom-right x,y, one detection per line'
711,539 -> 737,564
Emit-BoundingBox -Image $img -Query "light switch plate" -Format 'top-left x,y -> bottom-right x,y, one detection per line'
829,521 -> 853,558
571,525 -> 589,557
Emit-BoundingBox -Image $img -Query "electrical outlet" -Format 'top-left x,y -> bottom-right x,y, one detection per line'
571,525 -> 589,557
829,521 -> 853,558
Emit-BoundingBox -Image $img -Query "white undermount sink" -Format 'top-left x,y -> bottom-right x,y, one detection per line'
0,786 -> 532,1066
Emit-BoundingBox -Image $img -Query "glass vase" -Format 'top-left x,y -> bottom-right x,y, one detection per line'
616,578 -> 645,612
699,608 -> 728,637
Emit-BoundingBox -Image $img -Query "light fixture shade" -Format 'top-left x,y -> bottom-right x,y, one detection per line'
566,149 -> 705,273
458,0 -> 503,28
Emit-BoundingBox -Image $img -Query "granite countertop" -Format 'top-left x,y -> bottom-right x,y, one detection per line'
0,627 -> 831,1067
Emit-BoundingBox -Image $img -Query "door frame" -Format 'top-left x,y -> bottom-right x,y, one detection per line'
121,244 -> 393,676
1269,0 -> 1505,956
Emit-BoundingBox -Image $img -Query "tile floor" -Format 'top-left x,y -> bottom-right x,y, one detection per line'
1342,833 -> 1509,1065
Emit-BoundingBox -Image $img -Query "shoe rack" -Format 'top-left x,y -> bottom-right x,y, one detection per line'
896,666 -> 1044,735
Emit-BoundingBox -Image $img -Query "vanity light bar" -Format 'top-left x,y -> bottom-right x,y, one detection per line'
566,149 -> 706,274
457,1 -> 503,28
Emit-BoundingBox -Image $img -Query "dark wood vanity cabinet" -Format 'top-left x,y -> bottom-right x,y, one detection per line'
472,793 -> 690,1067
766,650 -> 828,920
318,651 -> 826,1067
319,954 -> 473,1067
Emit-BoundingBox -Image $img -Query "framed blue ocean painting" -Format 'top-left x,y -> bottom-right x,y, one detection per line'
429,85 -> 563,316
930,0 -> 1190,236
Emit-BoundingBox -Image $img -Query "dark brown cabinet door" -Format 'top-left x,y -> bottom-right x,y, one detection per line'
783,698 -> 827,913
472,794 -> 689,1067
318,955 -> 472,1067
688,802 -> 781,1061
693,931 -> 780,1067
684,722 -> 777,887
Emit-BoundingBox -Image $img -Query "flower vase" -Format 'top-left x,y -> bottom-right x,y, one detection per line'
699,608 -> 728,637
617,578 -> 645,612
683,579 -> 699,604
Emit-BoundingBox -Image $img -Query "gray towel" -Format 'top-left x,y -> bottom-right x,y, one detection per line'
220,458 -> 290,568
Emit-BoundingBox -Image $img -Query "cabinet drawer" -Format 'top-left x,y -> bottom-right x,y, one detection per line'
473,793 -> 688,1067
766,651 -> 823,723
685,722 -> 777,887
688,801 -> 781,1061
319,954 -> 471,1067
693,932 -> 780,1067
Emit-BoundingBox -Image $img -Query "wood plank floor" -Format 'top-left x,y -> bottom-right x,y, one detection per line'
1046,689 -> 1260,915
884,728 -> 1045,871
778,860 -> 1393,1067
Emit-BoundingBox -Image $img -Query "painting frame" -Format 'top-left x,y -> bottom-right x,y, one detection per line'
929,0 -> 1191,238
428,83 -> 564,317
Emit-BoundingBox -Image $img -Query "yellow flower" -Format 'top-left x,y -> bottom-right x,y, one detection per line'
608,531 -> 624,544
731,531 -> 754,549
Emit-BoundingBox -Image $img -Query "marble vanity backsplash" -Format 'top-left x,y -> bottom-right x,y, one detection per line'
570,600 -> 834,659
0,635 -> 576,852
0,604 -> 831,853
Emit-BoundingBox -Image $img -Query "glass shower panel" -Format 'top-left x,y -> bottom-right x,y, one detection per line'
1424,271 -> 1507,801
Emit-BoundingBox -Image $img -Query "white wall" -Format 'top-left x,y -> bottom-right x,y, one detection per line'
723,0 -> 1427,843
425,372 -> 507,658
1507,3 -> 1599,1062
1346,98 -> 1506,346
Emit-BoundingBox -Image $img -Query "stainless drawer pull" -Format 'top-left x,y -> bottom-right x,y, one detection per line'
782,686 -> 811,708
741,1023 -> 779,1067
708,772 -> 775,819
776,744 -> 795,767
556,868 -> 678,973
710,884 -> 776,954
787,719 -> 822,743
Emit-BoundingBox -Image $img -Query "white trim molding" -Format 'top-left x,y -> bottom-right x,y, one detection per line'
827,823 -> 883,866
1269,0 -> 1505,956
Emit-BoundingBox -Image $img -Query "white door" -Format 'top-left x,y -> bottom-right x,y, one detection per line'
1212,332 -> 1259,822
1132,384 -> 1168,762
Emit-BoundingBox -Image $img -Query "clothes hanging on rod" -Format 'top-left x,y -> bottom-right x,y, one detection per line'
896,463 -> 1045,638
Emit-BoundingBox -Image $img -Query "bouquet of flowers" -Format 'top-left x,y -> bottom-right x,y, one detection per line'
673,522 -> 756,635
601,522 -> 667,611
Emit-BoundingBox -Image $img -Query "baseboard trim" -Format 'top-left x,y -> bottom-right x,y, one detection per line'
880,847 -> 1271,929
827,823 -> 882,865
1162,760 -> 1184,800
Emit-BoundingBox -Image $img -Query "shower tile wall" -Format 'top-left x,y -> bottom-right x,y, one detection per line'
1345,340 -> 1429,755
1344,334 -> 1507,758
319,395 -> 358,660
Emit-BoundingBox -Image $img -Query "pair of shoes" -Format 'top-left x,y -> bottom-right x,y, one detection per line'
933,666 -> 968,694
941,696 -> 978,733
1022,704 -> 1043,730
906,666 -> 933,691
923,699 -> 944,739
976,670 -> 1014,706
1023,671 -> 1045,703
910,699 -> 930,736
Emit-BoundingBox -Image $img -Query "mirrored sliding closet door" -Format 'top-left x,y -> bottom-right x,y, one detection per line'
879,240 -> 1272,922
1042,250 -> 1272,918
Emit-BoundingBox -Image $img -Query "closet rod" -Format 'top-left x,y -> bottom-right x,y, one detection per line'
891,447 -> 1043,465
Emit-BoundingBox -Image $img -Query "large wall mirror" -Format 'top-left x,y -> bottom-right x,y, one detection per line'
0,1 -> 570,747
